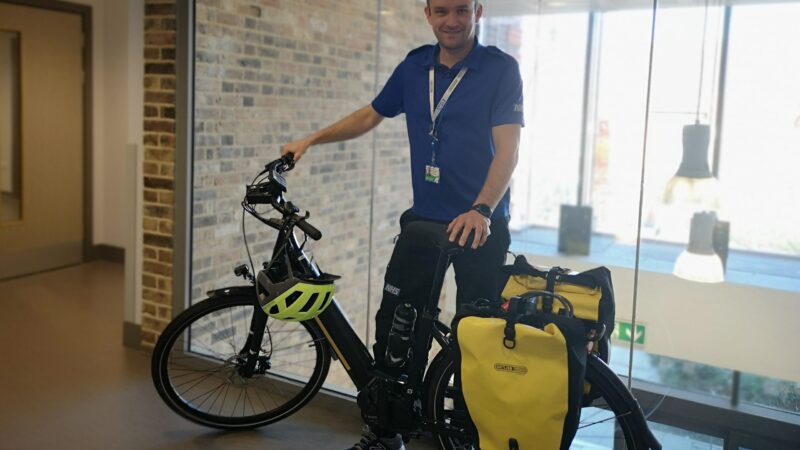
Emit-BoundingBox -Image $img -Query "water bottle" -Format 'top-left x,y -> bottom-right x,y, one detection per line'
385,303 -> 417,368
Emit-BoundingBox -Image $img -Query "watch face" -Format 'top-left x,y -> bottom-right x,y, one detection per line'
473,204 -> 491,218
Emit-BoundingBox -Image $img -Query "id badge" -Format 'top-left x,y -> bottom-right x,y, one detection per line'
425,165 -> 441,184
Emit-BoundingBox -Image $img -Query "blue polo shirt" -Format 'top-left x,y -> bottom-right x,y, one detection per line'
371,39 -> 524,222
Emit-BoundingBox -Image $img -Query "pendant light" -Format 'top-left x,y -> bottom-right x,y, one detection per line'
673,211 -> 724,283
662,0 -> 720,212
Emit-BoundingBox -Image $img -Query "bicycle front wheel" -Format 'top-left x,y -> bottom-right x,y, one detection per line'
427,351 -> 659,450
151,290 -> 331,429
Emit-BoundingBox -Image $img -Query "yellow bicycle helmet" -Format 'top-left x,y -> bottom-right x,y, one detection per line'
256,269 -> 338,322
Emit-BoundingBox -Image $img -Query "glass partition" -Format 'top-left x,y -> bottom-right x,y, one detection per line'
188,0 -> 800,445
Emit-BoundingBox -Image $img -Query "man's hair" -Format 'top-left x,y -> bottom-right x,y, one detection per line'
426,0 -> 478,8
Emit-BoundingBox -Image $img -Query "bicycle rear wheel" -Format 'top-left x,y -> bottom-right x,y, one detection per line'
151,290 -> 331,429
426,351 -> 660,450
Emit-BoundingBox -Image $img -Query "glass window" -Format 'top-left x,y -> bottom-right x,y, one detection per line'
481,13 -> 589,231
717,4 -> 800,256
740,372 -> 800,414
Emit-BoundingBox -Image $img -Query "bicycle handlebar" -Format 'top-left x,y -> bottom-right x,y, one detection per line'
296,216 -> 322,240
266,152 -> 296,174
244,152 -> 323,241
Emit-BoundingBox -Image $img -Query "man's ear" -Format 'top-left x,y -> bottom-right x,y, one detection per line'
475,3 -> 483,22
425,6 -> 434,25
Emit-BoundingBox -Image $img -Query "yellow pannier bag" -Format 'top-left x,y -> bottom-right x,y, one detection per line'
454,297 -> 587,450
499,255 -> 615,365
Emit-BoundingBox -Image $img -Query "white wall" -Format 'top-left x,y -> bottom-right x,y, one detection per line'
65,0 -> 142,324
66,0 -> 142,249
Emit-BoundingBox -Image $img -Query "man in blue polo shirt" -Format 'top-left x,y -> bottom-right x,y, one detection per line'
282,1 -> 522,448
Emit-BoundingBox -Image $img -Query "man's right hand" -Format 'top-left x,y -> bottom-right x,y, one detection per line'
281,136 -> 314,162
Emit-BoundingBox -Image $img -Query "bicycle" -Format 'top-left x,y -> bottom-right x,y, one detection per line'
151,154 -> 663,449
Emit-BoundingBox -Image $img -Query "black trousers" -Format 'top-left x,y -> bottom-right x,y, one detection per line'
372,208 -> 511,375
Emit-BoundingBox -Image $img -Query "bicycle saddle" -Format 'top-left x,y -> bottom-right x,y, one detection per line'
402,220 -> 476,254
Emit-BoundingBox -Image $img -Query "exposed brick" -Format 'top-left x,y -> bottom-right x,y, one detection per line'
145,62 -> 175,74
143,217 -> 159,232
157,277 -> 172,292
144,46 -> 160,59
158,220 -> 173,235
144,176 -> 174,190
145,148 -> 174,162
143,189 -> 159,203
159,135 -> 176,147
144,233 -> 173,249
144,204 -> 173,219
159,249 -> 173,264
143,245 -> 157,260
143,134 -> 159,146
160,77 -> 176,90
143,162 -> 159,176
159,191 -> 174,205
145,91 -> 175,104
144,120 -> 175,133
144,260 -> 172,277
142,301 -> 156,316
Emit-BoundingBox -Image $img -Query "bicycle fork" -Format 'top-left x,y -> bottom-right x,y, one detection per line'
237,306 -> 269,378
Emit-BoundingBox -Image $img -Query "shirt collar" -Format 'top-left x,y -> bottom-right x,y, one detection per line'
424,37 -> 485,71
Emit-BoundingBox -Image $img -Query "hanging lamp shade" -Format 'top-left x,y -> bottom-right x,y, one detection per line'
673,211 -> 724,283
663,123 -> 721,211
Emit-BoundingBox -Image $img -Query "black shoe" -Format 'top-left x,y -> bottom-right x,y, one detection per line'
347,426 -> 405,450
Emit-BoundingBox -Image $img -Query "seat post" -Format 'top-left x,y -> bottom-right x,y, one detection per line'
402,245 -> 460,390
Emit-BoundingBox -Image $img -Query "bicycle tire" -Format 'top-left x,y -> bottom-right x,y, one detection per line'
426,351 -> 659,449
151,291 -> 331,429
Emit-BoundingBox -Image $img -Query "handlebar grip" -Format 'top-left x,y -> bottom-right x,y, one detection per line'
297,217 -> 322,240
266,153 -> 296,174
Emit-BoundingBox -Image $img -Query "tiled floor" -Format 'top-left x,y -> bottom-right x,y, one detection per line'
0,261 -> 436,450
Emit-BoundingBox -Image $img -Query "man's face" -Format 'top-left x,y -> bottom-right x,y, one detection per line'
425,0 -> 482,52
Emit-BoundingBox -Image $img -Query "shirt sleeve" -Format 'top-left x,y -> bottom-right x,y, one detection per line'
371,63 -> 404,118
490,60 -> 525,128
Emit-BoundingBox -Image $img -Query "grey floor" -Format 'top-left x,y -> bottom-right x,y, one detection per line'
0,261 -> 437,450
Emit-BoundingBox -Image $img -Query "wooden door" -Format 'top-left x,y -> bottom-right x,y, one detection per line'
0,2 -> 84,279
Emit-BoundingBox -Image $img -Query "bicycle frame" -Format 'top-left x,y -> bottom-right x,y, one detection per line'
243,222 -> 459,394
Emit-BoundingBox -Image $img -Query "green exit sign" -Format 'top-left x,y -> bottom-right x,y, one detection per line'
613,321 -> 646,345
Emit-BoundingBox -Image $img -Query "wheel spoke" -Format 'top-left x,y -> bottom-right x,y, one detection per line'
153,297 -> 328,427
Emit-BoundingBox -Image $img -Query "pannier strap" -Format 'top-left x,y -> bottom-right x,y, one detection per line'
503,297 -> 519,349
544,268 -> 566,313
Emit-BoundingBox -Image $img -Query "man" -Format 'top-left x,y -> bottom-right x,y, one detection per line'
282,1 -> 523,448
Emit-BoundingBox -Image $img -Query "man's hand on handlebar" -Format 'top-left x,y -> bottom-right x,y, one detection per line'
281,137 -> 313,162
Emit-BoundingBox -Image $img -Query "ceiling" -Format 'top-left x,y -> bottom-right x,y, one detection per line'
481,0 -> 799,16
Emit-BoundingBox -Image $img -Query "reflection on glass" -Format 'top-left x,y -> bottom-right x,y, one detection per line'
740,372 -> 800,414
648,422 -> 724,449
0,31 -> 21,223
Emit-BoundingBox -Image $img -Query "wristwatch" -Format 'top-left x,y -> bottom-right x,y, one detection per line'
471,203 -> 492,219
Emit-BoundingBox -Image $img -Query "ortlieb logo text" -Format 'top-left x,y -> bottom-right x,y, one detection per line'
494,363 -> 528,375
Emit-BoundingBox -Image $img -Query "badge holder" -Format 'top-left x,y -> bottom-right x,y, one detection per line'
425,128 -> 441,184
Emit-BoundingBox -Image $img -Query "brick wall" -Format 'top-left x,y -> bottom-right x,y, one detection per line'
191,0 -> 430,387
139,0 -> 433,382
141,0 -> 177,348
